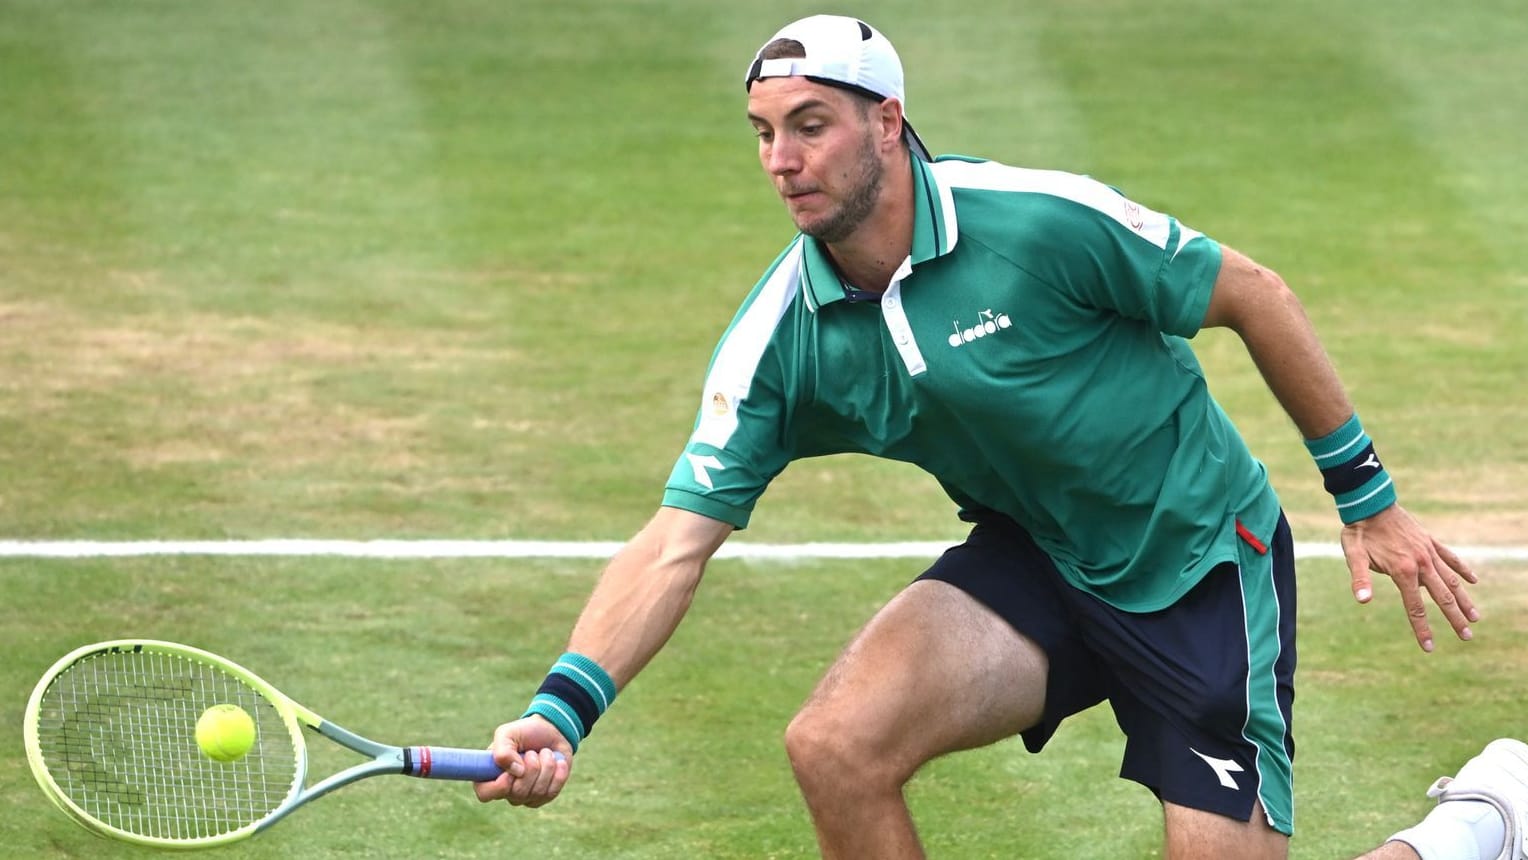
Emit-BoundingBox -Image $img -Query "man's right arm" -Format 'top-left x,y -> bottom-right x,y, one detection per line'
472,506 -> 734,807
567,506 -> 735,685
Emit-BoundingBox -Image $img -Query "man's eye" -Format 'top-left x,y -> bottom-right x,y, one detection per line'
800,124 -> 824,136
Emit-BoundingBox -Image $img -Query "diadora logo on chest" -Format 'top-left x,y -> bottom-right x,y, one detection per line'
947,308 -> 1013,348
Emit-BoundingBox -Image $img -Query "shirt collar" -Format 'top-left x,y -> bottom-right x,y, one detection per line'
800,156 -> 959,309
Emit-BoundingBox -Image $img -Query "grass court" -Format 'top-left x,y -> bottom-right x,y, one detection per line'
2,1 -> 1525,856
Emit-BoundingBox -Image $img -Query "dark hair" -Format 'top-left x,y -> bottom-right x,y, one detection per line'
759,38 -> 806,61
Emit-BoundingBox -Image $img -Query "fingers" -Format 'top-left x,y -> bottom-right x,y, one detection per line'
490,722 -> 527,778
1385,549 -> 1479,652
1397,538 -> 1478,650
1340,529 -> 1374,603
1393,560 -> 1436,653
473,772 -> 506,803
470,751 -> 568,806
472,719 -> 573,806
1434,539 -> 1480,587
473,732 -> 520,803
505,749 -> 571,808
473,747 -> 570,806
1344,508 -> 1482,652
1419,543 -> 1478,638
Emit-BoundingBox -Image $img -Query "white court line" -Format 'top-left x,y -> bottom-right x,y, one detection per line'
1,539 -> 1527,561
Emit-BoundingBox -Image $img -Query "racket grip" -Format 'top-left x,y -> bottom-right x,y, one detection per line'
404,746 -> 503,781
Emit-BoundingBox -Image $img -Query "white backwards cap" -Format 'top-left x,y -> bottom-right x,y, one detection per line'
744,15 -> 931,161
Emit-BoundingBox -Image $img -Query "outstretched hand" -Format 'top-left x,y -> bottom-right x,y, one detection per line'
1341,504 -> 1479,652
472,715 -> 574,808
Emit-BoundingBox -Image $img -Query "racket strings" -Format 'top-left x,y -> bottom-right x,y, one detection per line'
35,649 -> 300,841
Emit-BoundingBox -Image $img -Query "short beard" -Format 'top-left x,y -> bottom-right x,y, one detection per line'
798,131 -> 884,244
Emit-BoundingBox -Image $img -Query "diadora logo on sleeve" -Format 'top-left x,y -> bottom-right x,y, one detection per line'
685,453 -> 724,489
947,308 -> 1013,348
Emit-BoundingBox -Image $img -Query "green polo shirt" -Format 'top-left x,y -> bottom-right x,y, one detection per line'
662,155 -> 1280,612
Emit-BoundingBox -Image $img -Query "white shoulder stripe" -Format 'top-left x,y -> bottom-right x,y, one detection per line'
931,160 -> 1177,251
935,172 -> 959,255
1172,225 -> 1204,260
690,243 -> 803,450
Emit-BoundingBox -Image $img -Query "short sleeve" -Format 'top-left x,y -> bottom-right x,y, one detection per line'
1030,176 -> 1223,337
660,245 -> 807,529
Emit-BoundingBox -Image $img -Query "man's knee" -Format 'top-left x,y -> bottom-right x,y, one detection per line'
784,701 -> 911,792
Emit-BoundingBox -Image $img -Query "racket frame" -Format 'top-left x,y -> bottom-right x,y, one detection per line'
24,639 -> 498,850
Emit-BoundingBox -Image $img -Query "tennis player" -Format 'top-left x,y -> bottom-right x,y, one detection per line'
475,15 -> 1522,860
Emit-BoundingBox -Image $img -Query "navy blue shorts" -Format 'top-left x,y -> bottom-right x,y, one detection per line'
916,512 -> 1297,834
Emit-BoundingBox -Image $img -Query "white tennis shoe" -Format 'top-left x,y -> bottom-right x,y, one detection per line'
1427,739 -> 1528,860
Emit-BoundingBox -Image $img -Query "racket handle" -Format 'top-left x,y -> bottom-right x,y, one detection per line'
404,746 -> 503,781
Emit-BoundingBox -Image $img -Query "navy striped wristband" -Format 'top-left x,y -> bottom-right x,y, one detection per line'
522,652 -> 617,754
1304,414 -> 1398,524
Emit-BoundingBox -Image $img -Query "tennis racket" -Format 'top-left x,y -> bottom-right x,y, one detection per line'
24,639 -> 504,849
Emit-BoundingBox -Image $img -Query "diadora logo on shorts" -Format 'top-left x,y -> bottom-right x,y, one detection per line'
1189,748 -> 1245,790
947,308 -> 1013,348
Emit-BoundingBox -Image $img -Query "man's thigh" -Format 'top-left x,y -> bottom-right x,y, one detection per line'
796,576 -> 1050,775
913,515 -> 1111,754
1164,800 -> 1289,860
797,513 -> 1108,773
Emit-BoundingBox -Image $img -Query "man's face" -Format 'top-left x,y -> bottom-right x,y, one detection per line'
746,78 -> 887,243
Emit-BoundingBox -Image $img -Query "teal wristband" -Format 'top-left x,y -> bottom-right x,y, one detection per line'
1303,414 -> 1398,524
521,652 -> 618,754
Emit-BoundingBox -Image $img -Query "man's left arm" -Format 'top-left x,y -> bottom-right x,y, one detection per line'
1200,246 -> 1479,652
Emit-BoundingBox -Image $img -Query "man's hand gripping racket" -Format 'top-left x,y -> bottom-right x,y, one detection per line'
473,715 -> 574,808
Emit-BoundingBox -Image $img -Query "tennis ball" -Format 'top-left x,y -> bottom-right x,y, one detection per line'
195,704 -> 256,763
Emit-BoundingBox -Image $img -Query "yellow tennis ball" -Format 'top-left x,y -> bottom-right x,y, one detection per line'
195,704 -> 256,763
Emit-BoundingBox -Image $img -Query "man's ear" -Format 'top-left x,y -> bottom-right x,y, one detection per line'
879,98 -> 907,150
